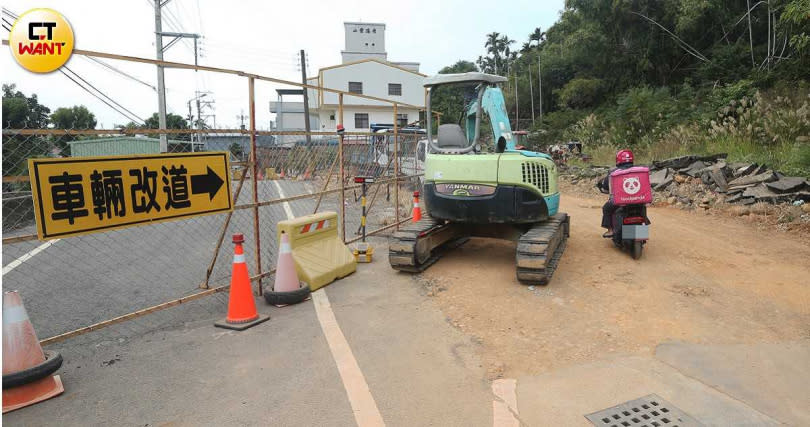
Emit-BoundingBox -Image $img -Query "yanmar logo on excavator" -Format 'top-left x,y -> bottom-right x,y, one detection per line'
9,9 -> 74,73
436,183 -> 497,197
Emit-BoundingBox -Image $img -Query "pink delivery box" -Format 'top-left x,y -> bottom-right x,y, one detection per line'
610,166 -> 652,205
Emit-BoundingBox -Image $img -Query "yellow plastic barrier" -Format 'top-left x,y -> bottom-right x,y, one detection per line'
265,168 -> 278,180
276,211 -> 356,290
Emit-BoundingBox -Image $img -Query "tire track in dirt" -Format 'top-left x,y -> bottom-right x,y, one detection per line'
420,194 -> 810,379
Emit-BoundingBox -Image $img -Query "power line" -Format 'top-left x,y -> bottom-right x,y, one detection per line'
61,66 -> 145,124
63,66 -> 145,123
142,0 -> 194,54
83,56 -> 157,91
162,5 -> 195,52
195,0 -> 205,35
3,7 -> 145,124
202,40 -> 300,59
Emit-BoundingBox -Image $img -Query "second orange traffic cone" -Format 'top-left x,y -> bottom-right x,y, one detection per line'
215,234 -> 270,330
412,191 -> 422,222
3,290 -> 64,413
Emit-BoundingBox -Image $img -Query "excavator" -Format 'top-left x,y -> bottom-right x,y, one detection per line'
389,72 -> 570,284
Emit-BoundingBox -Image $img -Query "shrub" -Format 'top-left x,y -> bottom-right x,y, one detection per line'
556,78 -> 605,109
609,87 -> 676,145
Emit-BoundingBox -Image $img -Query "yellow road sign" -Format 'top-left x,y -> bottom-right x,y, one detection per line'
28,152 -> 232,240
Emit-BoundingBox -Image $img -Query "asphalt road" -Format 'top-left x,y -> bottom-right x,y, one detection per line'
1,178 -> 359,340
5,251 -> 494,426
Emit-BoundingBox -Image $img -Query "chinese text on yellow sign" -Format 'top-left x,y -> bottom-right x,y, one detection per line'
29,152 -> 232,240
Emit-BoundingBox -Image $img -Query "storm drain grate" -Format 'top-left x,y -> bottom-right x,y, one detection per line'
585,394 -> 703,427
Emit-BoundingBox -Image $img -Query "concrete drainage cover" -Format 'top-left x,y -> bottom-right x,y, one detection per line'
585,394 -> 702,427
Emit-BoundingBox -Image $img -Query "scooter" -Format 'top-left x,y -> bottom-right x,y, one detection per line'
598,167 -> 652,260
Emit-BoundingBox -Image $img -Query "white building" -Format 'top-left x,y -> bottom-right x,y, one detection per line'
271,22 -> 425,133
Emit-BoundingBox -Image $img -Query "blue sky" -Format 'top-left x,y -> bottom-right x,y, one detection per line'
2,0 -> 564,128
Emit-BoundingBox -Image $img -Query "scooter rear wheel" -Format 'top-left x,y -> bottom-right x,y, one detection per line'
631,240 -> 643,260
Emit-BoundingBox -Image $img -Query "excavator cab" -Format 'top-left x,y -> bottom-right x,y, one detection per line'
389,72 -> 570,285
422,72 -> 560,224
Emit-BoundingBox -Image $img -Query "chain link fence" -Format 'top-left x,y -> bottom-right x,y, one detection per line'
2,50 -> 425,346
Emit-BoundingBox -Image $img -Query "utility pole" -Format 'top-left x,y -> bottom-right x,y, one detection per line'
514,67 -> 519,130
196,93 -> 204,152
299,49 -> 312,144
528,65 -> 535,126
537,56 -> 543,123
154,0 -> 168,152
237,110 -> 248,130
153,0 -> 201,152
194,91 -> 212,152
187,102 -> 194,147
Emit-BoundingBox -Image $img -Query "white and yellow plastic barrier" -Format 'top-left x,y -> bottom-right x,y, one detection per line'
276,211 -> 356,290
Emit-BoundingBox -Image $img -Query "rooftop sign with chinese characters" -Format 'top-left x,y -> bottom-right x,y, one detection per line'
28,152 -> 232,240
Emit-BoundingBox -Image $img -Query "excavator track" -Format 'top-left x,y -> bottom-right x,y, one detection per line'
389,218 -> 468,273
516,212 -> 570,285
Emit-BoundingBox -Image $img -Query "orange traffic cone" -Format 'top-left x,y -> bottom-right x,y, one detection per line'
3,290 -> 64,413
412,191 -> 422,222
215,234 -> 270,330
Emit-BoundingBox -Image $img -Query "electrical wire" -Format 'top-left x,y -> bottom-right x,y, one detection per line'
4,6 -> 145,124
63,66 -> 145,123
201,40 -> 299,59
83,56 -> 157,91
60,67 -> 145,124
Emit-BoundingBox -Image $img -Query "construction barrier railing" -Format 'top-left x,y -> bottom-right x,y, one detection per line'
1,44 -> 426,346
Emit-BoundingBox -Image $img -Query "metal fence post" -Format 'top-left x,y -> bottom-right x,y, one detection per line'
393,103 -> 399,230
338,93 -> 345,242
248,76 -> 262,295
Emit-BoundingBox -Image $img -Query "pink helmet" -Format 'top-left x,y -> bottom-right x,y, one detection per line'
616,149 -> 634,165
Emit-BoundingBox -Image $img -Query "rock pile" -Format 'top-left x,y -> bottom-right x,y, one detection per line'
562,154 -> 810,209
648,154 -> 810,206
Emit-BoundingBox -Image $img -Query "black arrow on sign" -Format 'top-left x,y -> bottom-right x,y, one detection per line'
191,166 -> 225,200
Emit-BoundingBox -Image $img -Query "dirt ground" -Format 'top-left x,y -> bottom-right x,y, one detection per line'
419,193 -> 810,380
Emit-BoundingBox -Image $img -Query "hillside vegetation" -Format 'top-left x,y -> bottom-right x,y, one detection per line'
437,0 -> 810,176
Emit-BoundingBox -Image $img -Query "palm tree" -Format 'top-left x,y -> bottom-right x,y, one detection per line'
476,55 -> 495,74
529,27 -> 545,46
485,32 -> 502,74
482,32 -> 515,76
498,35 -> 515,76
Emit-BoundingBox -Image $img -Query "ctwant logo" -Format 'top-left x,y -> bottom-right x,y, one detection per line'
9,9 -> 74,73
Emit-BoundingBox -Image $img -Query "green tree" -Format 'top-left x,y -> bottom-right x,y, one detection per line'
117,121 -> 142,131
50,105 -> 98,155
144,112 -> 190,141
478,32 -> 514,75
144,112 -> 189,130
440,60 -> 478,74
2,84 -> 50,128
430,61 -> 480,130
2,84 -> 52,176
556,78 -> 605,109
50,105 -> 97,129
